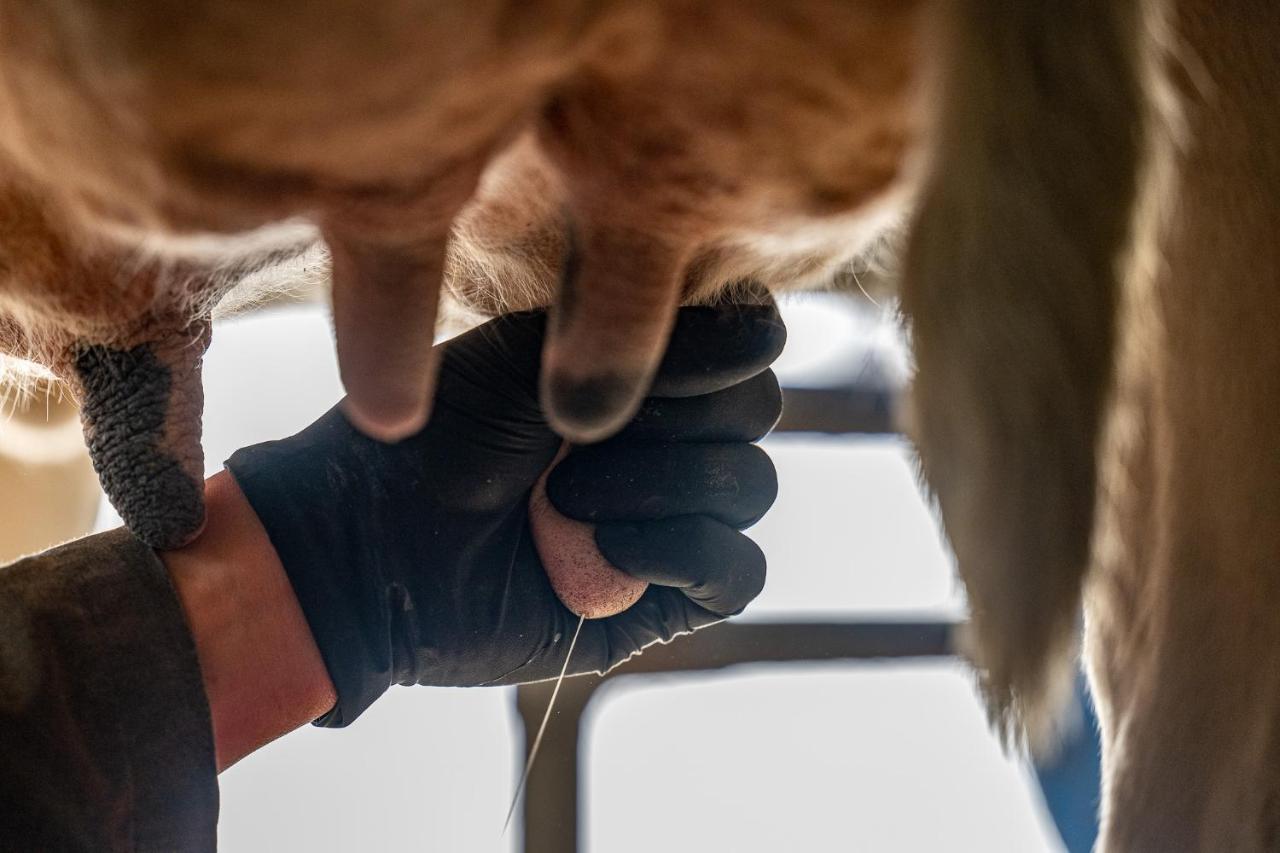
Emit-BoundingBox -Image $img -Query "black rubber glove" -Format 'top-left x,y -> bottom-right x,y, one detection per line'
226,305 -> 784,727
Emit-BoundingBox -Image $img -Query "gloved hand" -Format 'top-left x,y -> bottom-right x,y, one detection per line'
226,304 -> 785,726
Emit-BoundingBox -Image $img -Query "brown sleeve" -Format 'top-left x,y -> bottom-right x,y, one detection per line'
0,528 -> 218,852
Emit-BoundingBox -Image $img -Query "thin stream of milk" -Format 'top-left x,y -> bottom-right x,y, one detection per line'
501,613 -> 587,838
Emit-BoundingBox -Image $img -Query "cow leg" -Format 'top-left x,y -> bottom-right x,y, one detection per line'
901,0 -> 1159,743
1089,2 -> 1280,849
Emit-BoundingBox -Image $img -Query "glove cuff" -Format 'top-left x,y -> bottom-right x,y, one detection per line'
226,407 -> 392,728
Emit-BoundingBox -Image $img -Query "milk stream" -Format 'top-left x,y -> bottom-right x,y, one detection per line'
501,613 -> 586,838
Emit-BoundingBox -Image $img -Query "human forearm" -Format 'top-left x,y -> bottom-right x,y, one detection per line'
162,470 -> 336,771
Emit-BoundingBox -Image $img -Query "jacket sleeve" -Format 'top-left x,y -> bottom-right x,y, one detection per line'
0,528 -> 218,852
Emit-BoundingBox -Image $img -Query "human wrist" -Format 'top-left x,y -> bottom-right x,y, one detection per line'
226,407 -> 404,726
161,470 -> 336,771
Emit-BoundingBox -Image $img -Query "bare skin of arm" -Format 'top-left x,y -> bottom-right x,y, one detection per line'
161,470 -> 337,772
